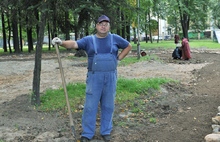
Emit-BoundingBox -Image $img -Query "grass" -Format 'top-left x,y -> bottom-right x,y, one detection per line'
1,39 -> 219,55
40,82 -> 86,112
119,53 -> 158,65
115,78 -> 172,104
188,39 -> 220,49
130,39 -> 220,50
39,77 -> 173,113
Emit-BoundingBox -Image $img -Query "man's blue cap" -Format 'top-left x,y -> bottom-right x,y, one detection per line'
97,15 -> 110,23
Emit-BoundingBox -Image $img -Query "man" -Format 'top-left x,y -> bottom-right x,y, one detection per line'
179,37 -> 191,61
52,15 -> 132,142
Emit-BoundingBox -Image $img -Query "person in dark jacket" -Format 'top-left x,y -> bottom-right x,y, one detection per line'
172,47 -> 182,59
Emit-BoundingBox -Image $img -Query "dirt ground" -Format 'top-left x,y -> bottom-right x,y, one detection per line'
0,47 -> 220,142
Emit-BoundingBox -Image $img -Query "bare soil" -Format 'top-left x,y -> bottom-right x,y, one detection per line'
0,47 -> 220,142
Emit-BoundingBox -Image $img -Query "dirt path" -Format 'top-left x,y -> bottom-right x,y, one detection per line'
0,50 -> 209,103
0,48 -> 220,142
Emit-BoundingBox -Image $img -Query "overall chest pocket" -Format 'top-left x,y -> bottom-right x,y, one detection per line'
92,54 -> 117,72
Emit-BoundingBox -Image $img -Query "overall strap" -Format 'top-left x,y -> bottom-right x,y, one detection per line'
92,35 -> 98,54
92,33 -> 113,54
110,33 -> 113,54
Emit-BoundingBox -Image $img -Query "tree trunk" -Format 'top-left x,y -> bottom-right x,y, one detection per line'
126,24 -> 130,42
117,28 -> 120,36
53,11 -> 57,37
175,11 -> 178,34
85,22 -> 89,36
157,15 -> 159,43
117,8 -> 120,36
1,11 -> 7,52
19,11 -> 23,52
48,22 -> 51,50
133,27 -> 137,44
27,27 -> 34,52
35,10 -> 39,36
148,12 -> 152,43
145,24 -> 148,43
12,9 -> 20,53
6,12 -> 12,53
32,1 -> 47,106
65,11 -> 70,40
177,0 -> 189,40
73,16 -> 86,57
85,9 -> 90,36
121,12 -> 125,39
85,13 -> 89,36
74,16 -> 78,40
51,5 -> 57,48
26,16 -> 34,52
126,16 -> 130,42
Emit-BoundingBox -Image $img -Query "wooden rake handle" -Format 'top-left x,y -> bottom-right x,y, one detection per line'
55,44 -> 77,140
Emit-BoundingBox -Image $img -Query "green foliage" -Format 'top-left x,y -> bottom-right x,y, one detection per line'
167,0 -> 210,37
15,123 -> 18,128
211,1 -> 220,29
119,122 -> 127,126
150,118 -> 157,123
132,107 -> 142,113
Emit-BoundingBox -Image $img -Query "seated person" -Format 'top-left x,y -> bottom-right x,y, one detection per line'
172,47 -> 182,59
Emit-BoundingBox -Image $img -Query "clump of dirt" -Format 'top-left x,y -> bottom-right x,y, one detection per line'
0,48 -> 220,142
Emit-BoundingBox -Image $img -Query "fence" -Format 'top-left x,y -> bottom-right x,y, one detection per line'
178,31 -> 211,39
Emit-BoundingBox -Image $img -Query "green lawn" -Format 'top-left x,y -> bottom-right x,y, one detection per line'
0,39 -> 220,55
39,77 -> 173,112
130,39 -> 220,50
1,39 -> 219,55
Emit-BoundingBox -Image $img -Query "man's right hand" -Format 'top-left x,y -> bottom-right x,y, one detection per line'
52,37 -> 62,46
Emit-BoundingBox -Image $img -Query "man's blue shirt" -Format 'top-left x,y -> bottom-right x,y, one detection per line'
77,33 -> 129,70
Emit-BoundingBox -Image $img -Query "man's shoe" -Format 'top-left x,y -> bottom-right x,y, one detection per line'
102,135 -> 111,141
80,136 -> 89,142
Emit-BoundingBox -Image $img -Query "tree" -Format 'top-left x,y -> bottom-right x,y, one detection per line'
10,0 -> 20,53
18,11 -> 23,52
167,5 -> 181,34
151,0 -> 166,43
6,9 -> 12,53
31,0 -> 48,106
211,0 -> 220,29
140,0 -> 154,43
174,0 -> 210,39
1,9 -> 7,52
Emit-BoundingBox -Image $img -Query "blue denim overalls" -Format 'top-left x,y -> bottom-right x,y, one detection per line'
81,34 -> 117,139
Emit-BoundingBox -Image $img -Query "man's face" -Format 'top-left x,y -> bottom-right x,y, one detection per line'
96,21 -> 110,34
